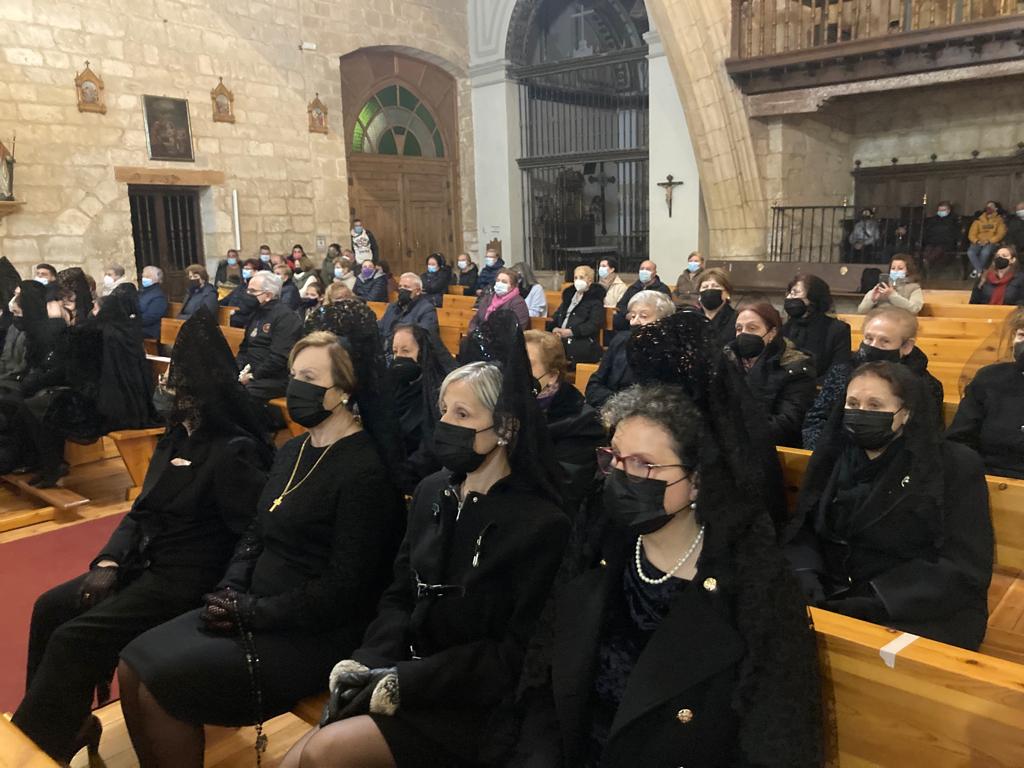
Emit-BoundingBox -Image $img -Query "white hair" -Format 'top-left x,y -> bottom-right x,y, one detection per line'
628,289 -> 676,319
143,265 -> 163,281
106,263 -> 126,277
438,362 -> 502,415
253,271 -> 283,298
400,272 -> 423,290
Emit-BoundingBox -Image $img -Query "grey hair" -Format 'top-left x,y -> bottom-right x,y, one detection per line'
254,271 -> 283,298
510,261 -> 538,287
438,362 -> 502,415
400,272 -> 423,290
107,263 -> 126,277
143,265 -> 164,281
628,289 -> 676,319
601,384 -> 702,468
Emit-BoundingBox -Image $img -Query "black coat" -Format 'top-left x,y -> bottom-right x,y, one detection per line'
220,284 -> 255,329
921,214 -> 962,251
612,278 -> 671,331
969,272 -> 1024,305
551,535 -> 744,768
352,470 -> 569,764
585,332 -> 633,409
705,302 -> 737,351
543,383 -> 604,516
421,266 -> 452,307
947,361 -> 1024,478
280,279 -> 301,311
781,311 -> 850,383
473,259 -> 505,295
1006,216 -> 1024,252
179,283 -> 218,319
732,338 -> 816,448
94,426 -> 270,581
236,299 -> 303,393
457,265 -> 479,293
785,438 -> 993,650
548,284 -> 607,364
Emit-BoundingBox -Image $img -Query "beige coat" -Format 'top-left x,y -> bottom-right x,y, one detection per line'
858,279 -> 924,314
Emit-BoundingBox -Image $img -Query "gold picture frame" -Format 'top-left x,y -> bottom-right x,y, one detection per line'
308,93 -> 328,134
211,77 -> 235,123
75,61 -> 106,114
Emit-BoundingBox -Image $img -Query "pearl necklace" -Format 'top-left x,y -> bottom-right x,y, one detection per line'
635,524 -> 705,585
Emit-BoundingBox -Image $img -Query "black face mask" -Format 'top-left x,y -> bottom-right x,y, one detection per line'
300,297 -> 318,310
431,421 -> 495,474
397,288 -> 413,306
994,256 -> 1010,270
843,408 -> 901,451
391,356 -> 422,386
699,289 -> 723,311
286,377 -> 337,428
856,342 -> 902,364
732,332 -> 766,360
784,298 -> 807,319
11,317 -> 23,332
603,467 -> 690,535
238,292 -> 260,311
1014,341 -> 1024,370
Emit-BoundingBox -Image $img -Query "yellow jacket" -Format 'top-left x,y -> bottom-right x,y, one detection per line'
969,212 -> 1007,244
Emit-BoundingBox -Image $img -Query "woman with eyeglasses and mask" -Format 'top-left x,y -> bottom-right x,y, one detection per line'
781,273 -> 851,384
533,381 -> 822,768
969,244 -> 1024,305
728,300 -> 815,448
784,361 -> 993,650
281,314 -> 568,768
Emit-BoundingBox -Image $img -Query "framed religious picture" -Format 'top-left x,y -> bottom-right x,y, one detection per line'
143,95 -> 195,162
308,93 -> 328,134
0,142 -> 13,201
210,77 -> 235,123
75,61 -> 106,114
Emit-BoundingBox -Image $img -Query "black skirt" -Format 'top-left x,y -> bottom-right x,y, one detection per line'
120,608 -> 357,726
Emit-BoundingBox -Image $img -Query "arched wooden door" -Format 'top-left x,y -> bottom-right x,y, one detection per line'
341,50 -> 462,276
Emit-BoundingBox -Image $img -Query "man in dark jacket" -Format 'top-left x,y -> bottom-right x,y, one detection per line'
236,271 -> 303,401
471,247 -> 504,296
611,259 -> 672,331
802,306 -> 944,449
378,272 -> 439,357
274,264 -> 301,311
1005,201 -> 1024,252
921,201 -> 963,272
137,265 -> 169,340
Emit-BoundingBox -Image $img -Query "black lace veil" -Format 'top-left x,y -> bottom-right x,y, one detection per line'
55,267 -> 94,323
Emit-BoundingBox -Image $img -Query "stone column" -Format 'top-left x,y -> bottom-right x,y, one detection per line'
646,28 -> 701,279
469,60 -> 524,260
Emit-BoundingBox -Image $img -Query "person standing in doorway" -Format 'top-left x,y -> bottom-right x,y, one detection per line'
351,219 -> 379,265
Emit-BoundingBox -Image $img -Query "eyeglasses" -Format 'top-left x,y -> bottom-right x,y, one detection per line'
596,447 -> 687,483
246,288 -> 266,296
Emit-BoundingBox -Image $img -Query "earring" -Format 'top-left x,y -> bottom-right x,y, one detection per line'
497,438 -> 507,446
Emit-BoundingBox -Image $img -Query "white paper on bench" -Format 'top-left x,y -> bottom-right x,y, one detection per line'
879,632 -> 920,668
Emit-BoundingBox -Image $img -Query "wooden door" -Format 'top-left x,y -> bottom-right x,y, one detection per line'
128,185 -> 204,300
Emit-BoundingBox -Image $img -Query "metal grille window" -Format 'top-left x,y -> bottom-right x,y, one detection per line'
128,185 -> 204,298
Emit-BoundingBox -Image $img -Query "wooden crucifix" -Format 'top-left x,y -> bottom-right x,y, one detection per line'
657,174 -> 684,218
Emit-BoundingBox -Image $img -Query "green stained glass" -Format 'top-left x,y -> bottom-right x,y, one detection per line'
358,99 -> 381,126
377,86 -> 398,107
403,133 -> 422,156
378,131 -> 399,155
433,131 -> 445,158
352,122 -> 366,152
414,105 -> 436,133
398,86 -> 418,111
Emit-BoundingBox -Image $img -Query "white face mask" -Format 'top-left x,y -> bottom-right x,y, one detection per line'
103,275 -> 115,287
485,257 -> 496,268
493,281 -> 509,296
937,209 -> 950,218
638,269 -> 653,283
573,278 -> 588,293
457,260 -> 468,270
35,276 -> 48,286
1017,210 -> 1024,219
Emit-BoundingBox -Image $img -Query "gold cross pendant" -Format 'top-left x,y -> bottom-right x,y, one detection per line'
269,496 -> 283,512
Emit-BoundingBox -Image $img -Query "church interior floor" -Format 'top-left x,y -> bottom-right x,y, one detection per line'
68,702 -> 310,768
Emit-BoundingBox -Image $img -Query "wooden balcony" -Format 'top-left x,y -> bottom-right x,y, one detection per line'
726,0 -> 1024,94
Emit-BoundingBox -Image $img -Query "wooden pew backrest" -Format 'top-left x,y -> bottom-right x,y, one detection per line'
850,331 -> 999,366
921,303 -> 1016,320
367,301 -> 387,321
443,294 -> 477,311
838,313 -> 1002,339
574,363 -> 599,396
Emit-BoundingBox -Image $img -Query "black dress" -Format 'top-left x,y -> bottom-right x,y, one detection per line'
120,431 -> 406,725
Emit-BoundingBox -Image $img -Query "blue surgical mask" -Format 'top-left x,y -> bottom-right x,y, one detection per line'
260,253 -> 270,262
141,277 -> 154,288
35,276 -> 49,286
598,266 -> 610,279
687,261 -> 701,273
242,268 -> 253,280
335,267 -> 345,279
485,257 -> 496,268
227,257 -> 238,266
638,269 -> 653,283
354,226 -> 364,235
890,270 -> 906,282
937,210 -> 949,218
427,264 -> 439,274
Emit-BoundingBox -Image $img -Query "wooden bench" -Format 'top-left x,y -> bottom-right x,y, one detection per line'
920,302 -> 1016,320
439,325 -> 462,357
367,301 -> 387,321
168,301 -> 236,326
437,307 -> 477,328
850,332 -> 998,366
0,716 -> 60,767
160,317 -> 244,356
922,289 -> 971,305
929,361 -> 987,396
447,285 -> 466,295
442,294 -> 477,311
837,313 -> 1002,340
108,428 -> 166,500
0,472 -> 89,516
574,363 -> 599,396
269,397 -> 306,439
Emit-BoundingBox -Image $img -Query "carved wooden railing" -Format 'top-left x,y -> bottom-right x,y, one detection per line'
732,0 -> 1024,60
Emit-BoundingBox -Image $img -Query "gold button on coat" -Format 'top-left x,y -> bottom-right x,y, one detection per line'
676,708 -> 694,724
702,577 -> 718,592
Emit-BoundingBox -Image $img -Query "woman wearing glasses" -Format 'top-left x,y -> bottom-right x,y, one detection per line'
539,379 -> 823,768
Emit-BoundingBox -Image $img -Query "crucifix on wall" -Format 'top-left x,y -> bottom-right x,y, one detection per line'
657,174 -> 685,218
570,2 -> 595,57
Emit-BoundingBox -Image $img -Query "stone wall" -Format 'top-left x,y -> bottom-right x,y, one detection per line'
0,0 -> 474,280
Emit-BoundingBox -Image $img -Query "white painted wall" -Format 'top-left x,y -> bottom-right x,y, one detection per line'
647,29 -> 700,280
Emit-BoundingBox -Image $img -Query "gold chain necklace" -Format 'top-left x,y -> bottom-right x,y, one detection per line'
268,435 -> 337,512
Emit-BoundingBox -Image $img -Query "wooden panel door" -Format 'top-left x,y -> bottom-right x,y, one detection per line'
128,185 -> 204,300
402,171 -> 452,274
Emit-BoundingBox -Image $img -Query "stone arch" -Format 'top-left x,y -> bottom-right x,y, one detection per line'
504,0 -> 644,65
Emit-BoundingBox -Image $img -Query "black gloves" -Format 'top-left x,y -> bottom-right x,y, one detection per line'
199,588 -> 256,634
322,660 -> 400,726
79,566 -> 119,610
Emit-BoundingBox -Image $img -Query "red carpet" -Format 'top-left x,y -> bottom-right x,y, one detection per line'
0,514 -> 124,712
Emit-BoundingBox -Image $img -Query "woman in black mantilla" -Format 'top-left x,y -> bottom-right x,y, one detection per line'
526,311 -> 822,768
784,361 -> 993,650
11,308 -> 273,766
281,311 -> 570,768
118,301 -> 406,768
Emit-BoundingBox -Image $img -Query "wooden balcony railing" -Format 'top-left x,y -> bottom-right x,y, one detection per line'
732,0 -> 1024,60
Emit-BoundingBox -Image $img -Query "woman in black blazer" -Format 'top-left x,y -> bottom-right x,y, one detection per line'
544,381 -> 822,768
785,361 -> 994,650
549,265 -> 606,364
281,317 -> 569,768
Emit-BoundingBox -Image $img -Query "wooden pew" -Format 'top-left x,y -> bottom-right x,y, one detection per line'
837,313 -> 1002,340
0,473 -> 89,516
929,361 -> 987,396
442,294 -> 477,311
108,428 -> 166,500
942,397 -> 958,427
850,331 -> 999,366
439,325 -> 462,357
218,305 -> 236,326
921,303 -> 1016,320
367,301 -> 387,321
0,716 -> 61,768
160,317 -> 244,356
574,363 -> 599,396
437,307 -> 477,328
922,289 -> 971,305
269,397 -> 306,439
545,290 -> 562,317
169,301 -> 182,317
529,316 -> 548,331
447,285 -> 465,295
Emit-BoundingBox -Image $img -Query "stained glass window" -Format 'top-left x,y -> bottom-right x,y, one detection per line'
351,85 -> 445,158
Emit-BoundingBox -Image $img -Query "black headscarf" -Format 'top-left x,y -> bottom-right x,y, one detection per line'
16,280 -> 57,369
95,283 -> 156,430
461,309 -> 563,505
625,310 -> 824,768
303,300 -> 404,472
55,267 -> 94,324
399,322 -> 455,425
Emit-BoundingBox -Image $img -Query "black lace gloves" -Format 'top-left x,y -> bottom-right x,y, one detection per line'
79,566 -> 119,610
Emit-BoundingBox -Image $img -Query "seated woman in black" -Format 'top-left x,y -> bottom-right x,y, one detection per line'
543,383 -> 822,767
118,305 -> 406,768
948,309 -> 1024,477
785,361 -> 994,650
727,300 -> 816,447
526,328 -> 604,514
11,309 -> 273,765
586,289 -> 675,409
782,273 -> 851,383
391,322 -> 456,493
220,258 -> 262,329
969,244 -> 1024,305
420,252 -> 451,308
549,265 -> 606,365
281,323 -> 570,768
